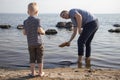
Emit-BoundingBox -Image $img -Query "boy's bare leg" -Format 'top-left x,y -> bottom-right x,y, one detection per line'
78,56 -> 82,68
38,63 -> 44,77
30,63 -> 35,76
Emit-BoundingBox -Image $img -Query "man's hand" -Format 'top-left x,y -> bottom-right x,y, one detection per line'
79,28 -> 82,34
59,42 -> 70,47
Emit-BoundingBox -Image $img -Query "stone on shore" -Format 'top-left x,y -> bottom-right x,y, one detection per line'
108,29 -> 120,33
45,29 -> 57,35
0,25 -> 11,29
56,22 -> 73,31
56,22 -> 66,28
113,24 -> 120,27
17,24 -> 24,29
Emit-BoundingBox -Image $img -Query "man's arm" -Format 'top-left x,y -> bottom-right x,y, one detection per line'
74,12 -> 82,34
68,27 -> 77,43
67,12 -> 82,45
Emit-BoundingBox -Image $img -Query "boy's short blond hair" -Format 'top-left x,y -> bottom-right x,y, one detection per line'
28,2 -> 39,15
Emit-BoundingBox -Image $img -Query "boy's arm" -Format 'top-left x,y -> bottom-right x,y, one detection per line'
22,29 -> 26,35
38,27 -> 45,35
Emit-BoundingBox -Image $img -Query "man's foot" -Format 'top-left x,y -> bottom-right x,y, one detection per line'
77,56 -> 82,68
78,62 -> 82,68
85,57 -> 91,68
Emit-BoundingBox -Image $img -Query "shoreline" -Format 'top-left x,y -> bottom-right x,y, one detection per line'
0,67 -> 120,80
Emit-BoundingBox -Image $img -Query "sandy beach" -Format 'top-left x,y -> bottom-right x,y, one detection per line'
0,67 -> 120,80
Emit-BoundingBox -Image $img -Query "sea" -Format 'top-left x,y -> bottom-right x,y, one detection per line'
0,13 -> 120,69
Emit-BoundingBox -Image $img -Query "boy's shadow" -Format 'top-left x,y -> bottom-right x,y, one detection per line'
6,75 -> 40,80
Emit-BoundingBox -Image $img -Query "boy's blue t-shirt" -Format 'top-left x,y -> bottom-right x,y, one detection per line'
23,16 -> 42,46
69,9 -> 97,27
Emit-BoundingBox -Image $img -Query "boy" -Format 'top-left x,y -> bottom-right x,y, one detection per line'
23,2 -> 45,77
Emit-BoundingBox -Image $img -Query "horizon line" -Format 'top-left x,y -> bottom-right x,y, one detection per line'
0,12 -> 120,15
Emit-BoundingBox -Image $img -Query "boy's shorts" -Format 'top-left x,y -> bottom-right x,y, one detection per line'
28,44 -> 44,63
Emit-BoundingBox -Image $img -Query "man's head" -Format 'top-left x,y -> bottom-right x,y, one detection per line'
28,2 -> 39,16
60,10 -> 70,19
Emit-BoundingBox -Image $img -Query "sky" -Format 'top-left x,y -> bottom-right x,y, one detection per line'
0,0 -> 120,14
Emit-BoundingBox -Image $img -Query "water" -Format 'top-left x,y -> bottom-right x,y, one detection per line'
0,13 -> 120,69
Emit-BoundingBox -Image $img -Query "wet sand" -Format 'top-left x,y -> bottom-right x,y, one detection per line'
0,67 -> 120,80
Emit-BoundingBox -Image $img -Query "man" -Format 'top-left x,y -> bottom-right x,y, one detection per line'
59,9 -> 98,68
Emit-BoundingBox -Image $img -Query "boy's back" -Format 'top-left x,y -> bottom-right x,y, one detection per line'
24,16 -> 42,46
23,2 -> 45,77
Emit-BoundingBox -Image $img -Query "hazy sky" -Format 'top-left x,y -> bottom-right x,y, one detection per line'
0,0 -> 120,14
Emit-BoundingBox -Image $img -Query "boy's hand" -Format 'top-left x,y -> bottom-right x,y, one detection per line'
38,27 -> 45,35
23,29 -> 26,35
59,42 -> 70,47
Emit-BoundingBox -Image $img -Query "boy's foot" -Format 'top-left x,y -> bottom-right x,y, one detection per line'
38,72 -> 45,77
28,73 -> 35,78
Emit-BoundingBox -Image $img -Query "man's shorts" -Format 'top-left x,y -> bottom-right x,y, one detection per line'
28,44 -> 44,63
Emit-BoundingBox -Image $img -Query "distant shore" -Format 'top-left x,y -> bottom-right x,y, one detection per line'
0,67 -> 120,80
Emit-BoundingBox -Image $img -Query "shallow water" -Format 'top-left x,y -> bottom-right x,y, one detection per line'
0,13 -> 120,69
